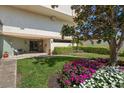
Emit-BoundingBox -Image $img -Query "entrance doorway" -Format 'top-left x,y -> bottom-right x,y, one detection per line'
30,41 -> 38,51
29,40 -> 43,52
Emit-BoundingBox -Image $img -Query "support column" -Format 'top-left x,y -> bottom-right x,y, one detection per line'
43,39 -> 51,55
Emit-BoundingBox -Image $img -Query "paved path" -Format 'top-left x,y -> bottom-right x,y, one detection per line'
0,59 -> 16,88
12,53 -> 47,59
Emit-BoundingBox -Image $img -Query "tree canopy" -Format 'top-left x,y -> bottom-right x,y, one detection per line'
62,5 -> 124,65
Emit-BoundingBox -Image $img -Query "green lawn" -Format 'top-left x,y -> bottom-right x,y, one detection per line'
17,56 -> 80,88
17,53 -> 124,88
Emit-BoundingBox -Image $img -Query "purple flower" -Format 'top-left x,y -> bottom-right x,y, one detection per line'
58,58 -> 109,87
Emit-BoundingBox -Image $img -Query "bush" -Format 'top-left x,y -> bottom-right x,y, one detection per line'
53,47 -> 73,54
57,58 -> 108,88
78,47 -> 110,55
79,66 -> 124,88
53,47 -> 124,57
53,47 -> 110,55
120,51 -> 124,57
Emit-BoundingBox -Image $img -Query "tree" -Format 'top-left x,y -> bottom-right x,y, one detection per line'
61,24 -> 83,51
51,5 -> 59,9
71,5 -> 124,65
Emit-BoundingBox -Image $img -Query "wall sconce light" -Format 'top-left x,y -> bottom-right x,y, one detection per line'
50,16 -> 56,21
25,40 -> 28,44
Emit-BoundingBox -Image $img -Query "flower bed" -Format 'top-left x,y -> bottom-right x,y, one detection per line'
57,58 -> 109,88
79,66 -> 124,88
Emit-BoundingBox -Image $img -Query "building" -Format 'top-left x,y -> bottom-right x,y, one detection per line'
0,5 -> 73,58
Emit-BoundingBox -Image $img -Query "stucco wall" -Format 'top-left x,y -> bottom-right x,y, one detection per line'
0,6 -> 72,33
51,39 -> 72,52
2,36 -> 29,57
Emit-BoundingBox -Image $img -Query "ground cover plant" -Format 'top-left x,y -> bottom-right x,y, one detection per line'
57,58 -> 124,88
79,66 -> 124,88
57,58 -> 109,87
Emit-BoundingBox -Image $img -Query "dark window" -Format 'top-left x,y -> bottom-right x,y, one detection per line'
53,39 -> 72,43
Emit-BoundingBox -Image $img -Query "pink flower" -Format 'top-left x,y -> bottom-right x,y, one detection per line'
58,58 -> 109,87
64,80 -> 71,86
70,77 -> 75,81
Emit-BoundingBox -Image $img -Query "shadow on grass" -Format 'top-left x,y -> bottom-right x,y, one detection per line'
32,56 -> 80,67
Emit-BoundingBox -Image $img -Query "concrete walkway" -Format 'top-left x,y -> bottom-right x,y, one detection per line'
0,59 -> 16,88
0,53 -> 48,88
12,53 -> 47,59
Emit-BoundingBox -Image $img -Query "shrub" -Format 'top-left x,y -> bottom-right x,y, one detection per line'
78,47 -> 110,55
79,66 -> 124,88
53,47 -> 73,54
120,51 -> 124,57
53,47 -> 124,57
57,58 -> 108,88
53,47 -> 110,55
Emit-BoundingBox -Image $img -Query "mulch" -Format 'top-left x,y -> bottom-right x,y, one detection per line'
48,74 -> 61,88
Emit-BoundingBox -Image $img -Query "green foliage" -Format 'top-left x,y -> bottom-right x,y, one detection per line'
79,66 -> 124,88
53,47 -> 73,55
51,5 -> 58,9
78,47 -> 109,55
120,51 -> 124,57
72,5 -> 124,42
17,56 -> 79,88
70,5 -> 124,64
53,47 -> 124,57
61,24 -> 75,39
53,47 -> 109,55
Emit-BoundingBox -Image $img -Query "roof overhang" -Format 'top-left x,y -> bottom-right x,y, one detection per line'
9,5 -> 73,23
1,26 -> 72,40
1,31 -> 71,40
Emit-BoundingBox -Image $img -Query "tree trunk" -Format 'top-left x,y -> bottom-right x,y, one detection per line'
76,42 -> 79,52
109,46 -> 119,66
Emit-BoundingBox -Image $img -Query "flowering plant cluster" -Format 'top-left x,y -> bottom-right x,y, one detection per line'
79,66 -> 124,88
57,58 -> 109,88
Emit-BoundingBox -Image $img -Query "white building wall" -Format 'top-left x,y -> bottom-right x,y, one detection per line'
51,39 -> 72,53
0,6 -> 73,57
11,37 -> 29,52
43,5 -> 72,16
0,6 -> 72,33
2,36 -> 29,57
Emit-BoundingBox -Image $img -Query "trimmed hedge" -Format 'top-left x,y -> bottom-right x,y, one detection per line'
120,52 -> 124,57
78,47 -> 109,55
53,47 -> 73,54
53,47 -> 124,57
53,46 -> 109,55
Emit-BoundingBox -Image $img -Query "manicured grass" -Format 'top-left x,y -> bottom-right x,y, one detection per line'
17,53 -> 124,88
17,56 -> 80,88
